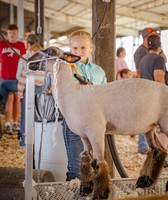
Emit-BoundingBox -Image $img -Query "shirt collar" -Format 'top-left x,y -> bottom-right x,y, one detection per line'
76,59 -> 91,67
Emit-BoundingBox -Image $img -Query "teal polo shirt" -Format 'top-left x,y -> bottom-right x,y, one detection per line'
74,60 -> 107,85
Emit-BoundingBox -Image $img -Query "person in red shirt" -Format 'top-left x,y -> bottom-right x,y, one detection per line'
0,24 -> 26,134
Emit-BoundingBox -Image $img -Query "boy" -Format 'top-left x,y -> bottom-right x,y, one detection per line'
0,24 -> 26,134
18,43 -> 43,148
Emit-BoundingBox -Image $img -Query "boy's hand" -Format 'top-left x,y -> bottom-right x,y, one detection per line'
18,96 -> 23,103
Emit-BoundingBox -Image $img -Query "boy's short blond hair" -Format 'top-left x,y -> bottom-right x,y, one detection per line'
69,30 -> 92,44
29,43 -> 43,52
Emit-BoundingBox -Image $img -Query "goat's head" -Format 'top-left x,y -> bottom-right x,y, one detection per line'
27,46 -> 80,71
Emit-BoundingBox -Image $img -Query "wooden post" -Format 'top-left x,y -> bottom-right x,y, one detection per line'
35,0 -> 44,47
10,4 -> 14,24
17,0 -> 24,40
92,0 -> 116,177
92,0 -> 116,82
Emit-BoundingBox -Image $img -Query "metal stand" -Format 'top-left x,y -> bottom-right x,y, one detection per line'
25,72 -> 35,200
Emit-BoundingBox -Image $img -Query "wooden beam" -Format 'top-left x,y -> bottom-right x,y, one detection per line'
0,0 -> 91,28
117,6 -> 168,27
1,0 -> 168,37
50,26 -> 83,38
17,0 -> 24,40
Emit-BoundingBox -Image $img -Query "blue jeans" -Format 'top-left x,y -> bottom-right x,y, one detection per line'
0,79 -> 18,113
62,119 -> 83,181
19,92 -> 26,147
138,134 -> 149,153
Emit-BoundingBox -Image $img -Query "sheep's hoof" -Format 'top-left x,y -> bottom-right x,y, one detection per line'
136,176 -> 154,188
92,188 -> 109,199
166,181 -> 168,192
80,181 -> 93,196
91,159 -> 99,170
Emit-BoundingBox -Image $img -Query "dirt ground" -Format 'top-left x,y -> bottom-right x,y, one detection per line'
0,132 -> 25,168
0,125 -> 168,179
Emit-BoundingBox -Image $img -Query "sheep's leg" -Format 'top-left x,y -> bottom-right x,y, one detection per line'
90,134 -> 111,199
166,181 -> 168,192
91,159 -> 111,199
136,125 -> 167,188
136,147 -> 166,188
80,138 -> 93,196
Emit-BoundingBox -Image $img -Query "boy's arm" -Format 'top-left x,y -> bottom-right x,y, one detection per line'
18,70 -> 26,99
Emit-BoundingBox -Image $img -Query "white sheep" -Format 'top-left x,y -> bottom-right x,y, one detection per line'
28,47 -> 168,200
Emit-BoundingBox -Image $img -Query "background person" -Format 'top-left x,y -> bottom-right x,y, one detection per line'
116,47 -> 128,79
139,33 -> 168,164
134,27 -> 167,154
134,27 -> 153,78
62,30 -> 107,181
17,36 -> 41,148
133,27 -> 153,154
17,43 -> 43,100
117,68 -> 133,79
0,24 -> 26,135
139,34 -> 165,83
17,34 -> 39,79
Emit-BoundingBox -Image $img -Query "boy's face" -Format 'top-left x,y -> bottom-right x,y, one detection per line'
70,36 -> 92,64
7,29 -> 18,43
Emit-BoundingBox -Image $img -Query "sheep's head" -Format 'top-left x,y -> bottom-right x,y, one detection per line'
27,46 -> 80,71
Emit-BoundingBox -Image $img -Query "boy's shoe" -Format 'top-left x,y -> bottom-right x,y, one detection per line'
19,134 -> 26,148
5,125 -> 13,135
12,123 -> 20,132
19,144 -> 26,150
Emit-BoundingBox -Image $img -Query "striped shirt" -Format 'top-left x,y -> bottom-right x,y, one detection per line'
17,65 -> 45,98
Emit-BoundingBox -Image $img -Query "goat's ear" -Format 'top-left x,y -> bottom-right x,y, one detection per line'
60,52 -> 81,63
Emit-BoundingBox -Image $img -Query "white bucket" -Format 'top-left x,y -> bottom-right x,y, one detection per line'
34,121 -> 67,182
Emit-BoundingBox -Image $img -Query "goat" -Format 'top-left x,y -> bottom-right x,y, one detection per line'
28,47 -> 168,199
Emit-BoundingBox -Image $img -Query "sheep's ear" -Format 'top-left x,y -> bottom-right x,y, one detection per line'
60,52 -> 81,63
